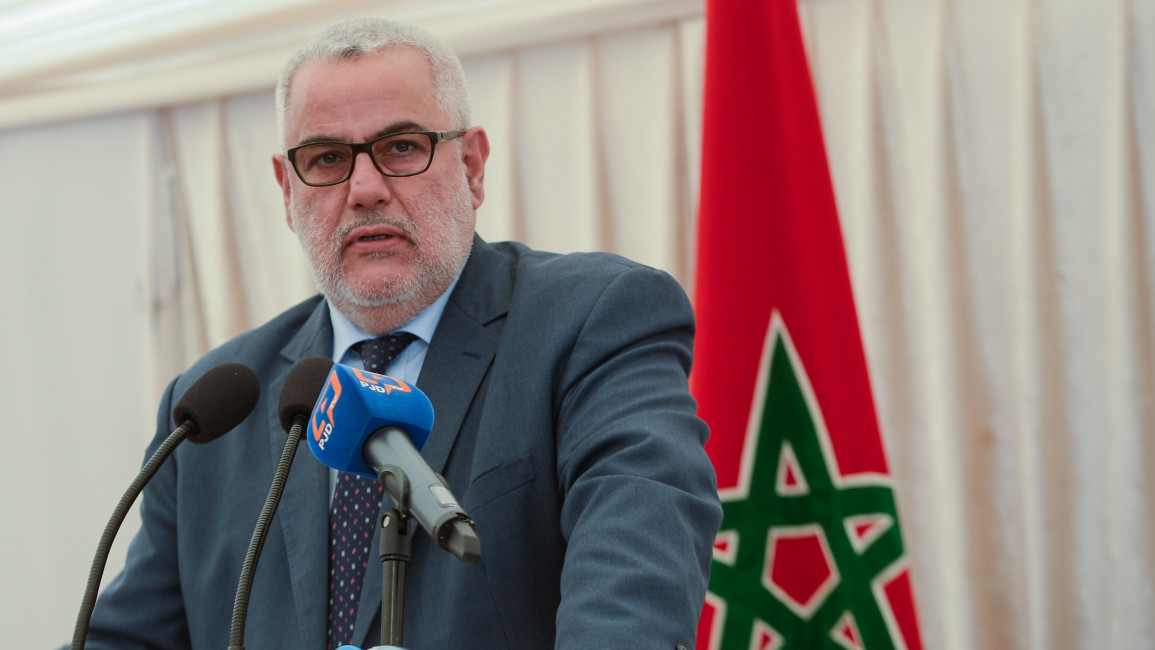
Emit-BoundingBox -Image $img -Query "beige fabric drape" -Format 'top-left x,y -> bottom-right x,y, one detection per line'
0,2 -> 1151,648
801,1 -> 1155,647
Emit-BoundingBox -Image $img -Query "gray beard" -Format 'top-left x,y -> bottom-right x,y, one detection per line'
289,179 -> 475,322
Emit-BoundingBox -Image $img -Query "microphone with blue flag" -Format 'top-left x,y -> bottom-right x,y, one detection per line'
307,364 -> 480,563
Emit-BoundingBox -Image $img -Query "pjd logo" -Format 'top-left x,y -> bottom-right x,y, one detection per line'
311,370 -> 343,450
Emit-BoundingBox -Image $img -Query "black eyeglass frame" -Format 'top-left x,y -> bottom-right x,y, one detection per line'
286,129 -> 467,187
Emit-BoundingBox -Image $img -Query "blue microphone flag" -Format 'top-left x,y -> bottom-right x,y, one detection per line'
307,364 -> 434,479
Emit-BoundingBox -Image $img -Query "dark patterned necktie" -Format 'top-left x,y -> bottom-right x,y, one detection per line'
327,332 -> 419,650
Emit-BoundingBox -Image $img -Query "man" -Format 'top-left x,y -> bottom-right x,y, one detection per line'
76,17 -> 720,649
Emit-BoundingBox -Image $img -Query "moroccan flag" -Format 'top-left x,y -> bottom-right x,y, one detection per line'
691,1 -> 924,649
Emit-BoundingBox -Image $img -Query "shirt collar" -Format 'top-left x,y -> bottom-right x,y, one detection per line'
327,272 -> 461,362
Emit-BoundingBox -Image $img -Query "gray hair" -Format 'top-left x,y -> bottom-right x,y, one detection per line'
275,17 -> 472,143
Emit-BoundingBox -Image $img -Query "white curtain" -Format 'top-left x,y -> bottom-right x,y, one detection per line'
0,1 -> 1151,648
801,0 -> 1155,647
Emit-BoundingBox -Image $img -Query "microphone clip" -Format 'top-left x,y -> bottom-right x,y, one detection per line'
376,464 -> 411,513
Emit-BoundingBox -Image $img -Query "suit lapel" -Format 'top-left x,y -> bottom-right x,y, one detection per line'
353,237 -> 510,648
419,235 -> 510,473
413,297 -> 502,473
269,298 -> 334,650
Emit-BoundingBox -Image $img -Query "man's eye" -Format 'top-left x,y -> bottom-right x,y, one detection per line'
311,149 -> 348,166
377,135 -> 432,158
387,140 -> 417,155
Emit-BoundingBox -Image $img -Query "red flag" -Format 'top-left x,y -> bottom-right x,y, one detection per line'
692,1 -> 924,648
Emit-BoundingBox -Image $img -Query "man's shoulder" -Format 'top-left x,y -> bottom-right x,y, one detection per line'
180,294 -> 326,384
484,239 -> 674,291
464,239 -> 691,331
489,239 -> 638,270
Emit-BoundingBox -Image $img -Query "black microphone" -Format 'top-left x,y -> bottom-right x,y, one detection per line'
228,356 -> 333,650
307,364 -> 480,564
72,362 -> 260,650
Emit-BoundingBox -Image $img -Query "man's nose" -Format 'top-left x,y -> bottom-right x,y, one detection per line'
346,151 -> 393,209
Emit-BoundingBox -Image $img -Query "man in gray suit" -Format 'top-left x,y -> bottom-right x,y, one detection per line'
77,17 -> 721,649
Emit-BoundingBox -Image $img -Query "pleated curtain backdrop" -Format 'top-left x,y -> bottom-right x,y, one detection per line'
0,2 -> 1151,648
801,1 -> 1155,648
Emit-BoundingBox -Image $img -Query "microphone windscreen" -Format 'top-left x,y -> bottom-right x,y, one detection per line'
172,363 -> 261,444
278,356 -> 335,433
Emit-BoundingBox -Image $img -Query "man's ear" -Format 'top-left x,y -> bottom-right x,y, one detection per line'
272,153 -> 294,231
461,126 -> 490,210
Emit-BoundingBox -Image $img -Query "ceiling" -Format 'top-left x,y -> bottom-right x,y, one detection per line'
0,0 -> 701,130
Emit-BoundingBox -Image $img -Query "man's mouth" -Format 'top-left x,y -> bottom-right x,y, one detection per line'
344,223 -> 408,251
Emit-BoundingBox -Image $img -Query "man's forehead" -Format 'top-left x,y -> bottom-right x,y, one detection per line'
285,48 -> 440,142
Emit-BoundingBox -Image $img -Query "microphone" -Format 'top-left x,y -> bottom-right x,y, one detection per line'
307,364 -> 480,564
72,363 -> 260,650
228,356 -> 334,650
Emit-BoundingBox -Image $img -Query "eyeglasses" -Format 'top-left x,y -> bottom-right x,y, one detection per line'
286,130 -> 466,187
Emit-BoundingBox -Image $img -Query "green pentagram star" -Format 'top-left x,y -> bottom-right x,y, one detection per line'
708,331 -> 907,649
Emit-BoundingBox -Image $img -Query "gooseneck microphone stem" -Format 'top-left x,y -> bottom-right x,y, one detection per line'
71,420 -> 196,650
221,357 -> 332,649
70,362 -> 259,649
228,415 -> 306,650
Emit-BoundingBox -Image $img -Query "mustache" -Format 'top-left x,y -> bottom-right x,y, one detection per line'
335,212 -> 417,246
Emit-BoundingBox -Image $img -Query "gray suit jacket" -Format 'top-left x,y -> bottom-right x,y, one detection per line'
79,237 -> 721,649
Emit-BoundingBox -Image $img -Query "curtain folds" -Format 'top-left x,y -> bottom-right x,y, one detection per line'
802,1 -> 1155,647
